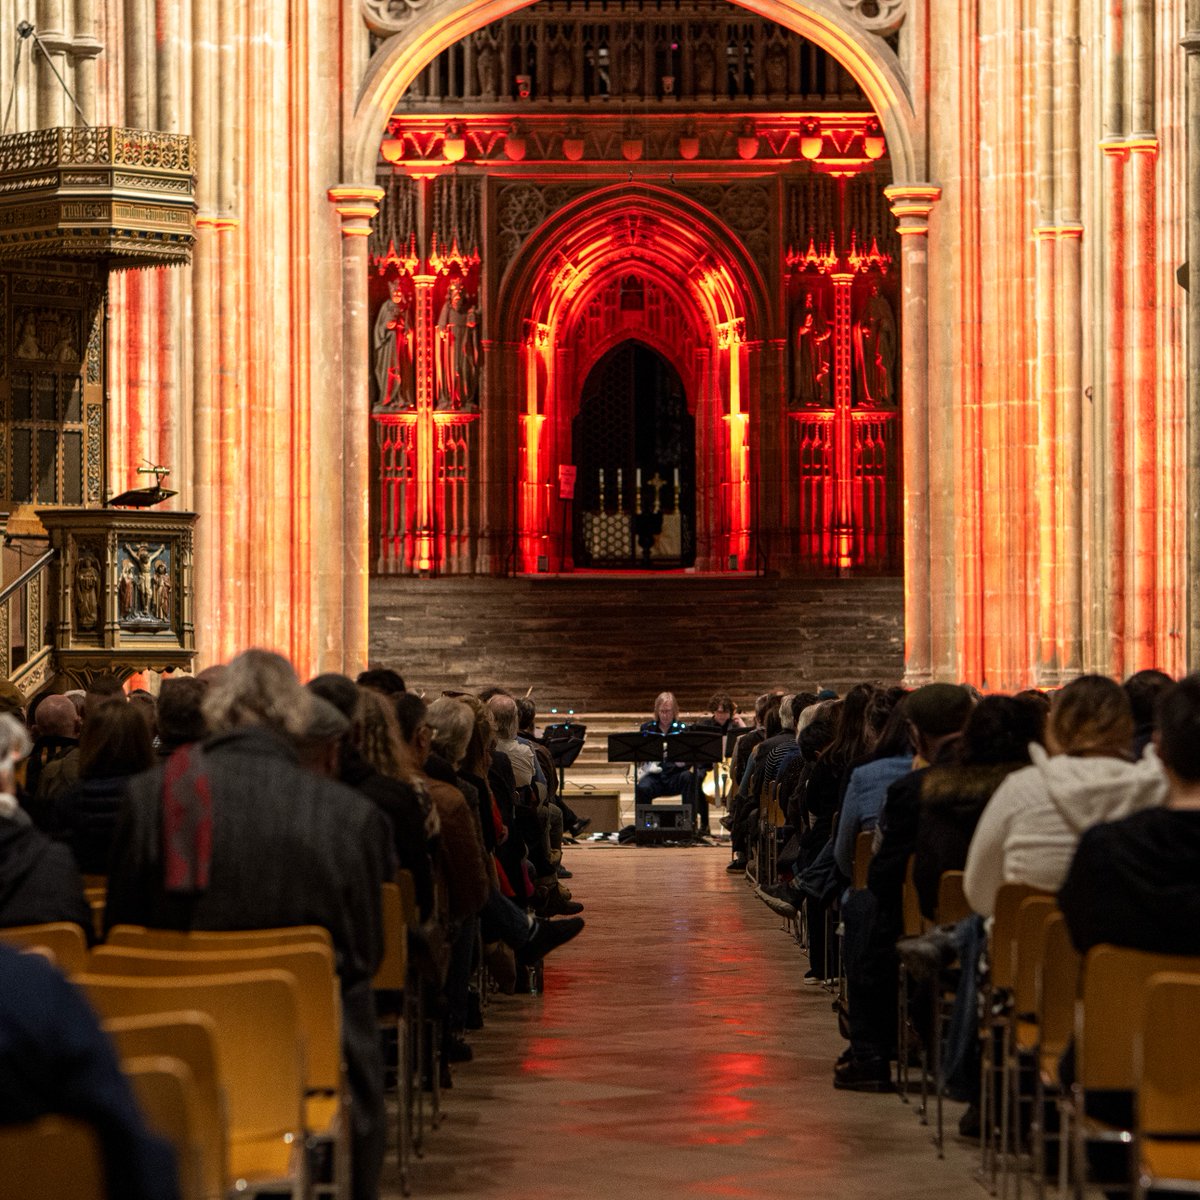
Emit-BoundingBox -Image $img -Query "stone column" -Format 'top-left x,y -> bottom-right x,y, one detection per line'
884,185 -> 941,685
328,184 -> 384,675
1183,13 -> 1200,664
34,0 -> 70,127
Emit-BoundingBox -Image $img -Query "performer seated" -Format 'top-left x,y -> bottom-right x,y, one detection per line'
692,692 -> 746,805
635,691 -> 707,834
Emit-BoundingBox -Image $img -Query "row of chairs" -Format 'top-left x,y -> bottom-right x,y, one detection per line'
0,871 -> 430,1200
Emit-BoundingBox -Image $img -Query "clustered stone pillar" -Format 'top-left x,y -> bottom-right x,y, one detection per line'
1184,10 -> 1200,660
328,184 -> 385,677
884,184 -> 941,686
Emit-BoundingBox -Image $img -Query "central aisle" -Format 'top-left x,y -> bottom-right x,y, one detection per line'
390,845 -> 979,1199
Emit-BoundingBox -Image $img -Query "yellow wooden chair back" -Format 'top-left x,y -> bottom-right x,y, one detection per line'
375,881 -> 408,991
934,870 -> 972,926
1011,896 -> 1059,1018
0,921 -> 88,975
79,969 -> 304,1192
123,1054 -> 206,1200
0,1115 -> 106,1200
991,883 -> 1050,991
105,1011 -> 227,1200
852,830 -> 875,891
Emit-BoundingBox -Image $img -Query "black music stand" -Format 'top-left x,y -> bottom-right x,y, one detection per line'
610,730 -> 724,844
544,722 -> 587,794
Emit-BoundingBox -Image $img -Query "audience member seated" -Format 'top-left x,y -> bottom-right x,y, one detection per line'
1060,672 -> 1200,955
23,694 -> 80,808
963,674 -> 1166,918
0,715 -> 91,938
153,677 -> 209,758
33,674 -> 126,815
835,683 -> 974,1090
1123,667 -> 1174,759
309,674 -> 437,922
356,667 -> 407,697
912,694 -> 1045,922
106,648 -> 395,1200
0,943 -> 179,1200
833,696 -> 913,879
48,699 -> 154,876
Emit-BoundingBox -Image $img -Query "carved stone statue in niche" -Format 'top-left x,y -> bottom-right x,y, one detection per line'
621,42 -> 643,94
435,281 -> 481,411
694,42 -> 716,94
793,289 -> 832,408
854,281 -> 897,407
152,561 -> 172,622
372,278 -> 416,411
73,552 -> 100,631
119,542 -> 169,626
764,43 -> 788,94
14,307 -> 78,363
550,46 -> 573,97
474,34 -> 498,98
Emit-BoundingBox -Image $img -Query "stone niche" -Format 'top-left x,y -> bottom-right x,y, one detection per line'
38,506 -> 196,683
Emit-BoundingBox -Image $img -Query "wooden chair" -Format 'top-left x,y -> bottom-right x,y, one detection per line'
0,1115 -> 106,1200
980,883 -> 1051,1190
1065,947 -> 1200,1199
1000,896 -> 1059,1194
1031,913 -> 1080,1200
79,969 -> 307,1198
1134,973 -> 1200,1200
104,1011 -> 228,1200
934,870 -> 972,926
0,920 -> 88,974
105,924 -> 332,952
123,1054 -> 205,1200
88,944 -> 346,1200
375,880 -> 412,1194
851,829 -> 875,891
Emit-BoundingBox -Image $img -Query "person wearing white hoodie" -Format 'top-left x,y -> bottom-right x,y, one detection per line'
963,675 -> 1166,917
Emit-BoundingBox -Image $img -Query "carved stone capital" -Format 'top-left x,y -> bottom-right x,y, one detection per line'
838,0 -> 907,36
329,184 -> 385,237
362,0 -> 431,36
883,184 -> 941,236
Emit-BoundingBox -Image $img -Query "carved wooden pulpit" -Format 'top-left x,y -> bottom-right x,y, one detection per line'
38,507 -> 196,682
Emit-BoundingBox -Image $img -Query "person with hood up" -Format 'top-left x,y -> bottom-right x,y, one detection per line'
964,674 -> 1166,918
0,713 -> 92,939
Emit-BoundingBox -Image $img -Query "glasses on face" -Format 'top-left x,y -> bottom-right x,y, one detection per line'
442,690 -> 469,698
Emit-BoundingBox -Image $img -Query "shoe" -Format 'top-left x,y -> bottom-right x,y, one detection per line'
833,1056 -> 895,1092
538,887 -> 584,917
569,817 -> 592,837
443,1033 -> 473,1064
485,942 -> 517,994
719,814 -> 734,831
517,916 -> 585,965
557,866 -> 573,879
804,968 -> 823,986
726,857 -> 748,873
896,928 -> 958,982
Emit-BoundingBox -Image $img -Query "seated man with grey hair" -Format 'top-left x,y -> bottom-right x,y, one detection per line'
106,648 -> 395,1200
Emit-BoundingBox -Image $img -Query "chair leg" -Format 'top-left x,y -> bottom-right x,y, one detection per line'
397,1011 -> 413,1193
934,983 -> 945,1158
897,967 -> 910,1105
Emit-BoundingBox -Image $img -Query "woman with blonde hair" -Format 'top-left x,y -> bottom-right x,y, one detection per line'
964,674 -> 1166,916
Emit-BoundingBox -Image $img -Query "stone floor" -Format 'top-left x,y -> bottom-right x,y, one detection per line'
383,843 -> 984,1199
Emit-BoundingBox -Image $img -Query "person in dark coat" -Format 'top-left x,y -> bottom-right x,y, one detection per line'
105,649 -> 394,1200
913,695 -> 1044,921
1061,672 -> 1200,955
0,714 -> 92,938
50,700 -> 154,876
22,693 -> 80,807
0,943 -> 179,1200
